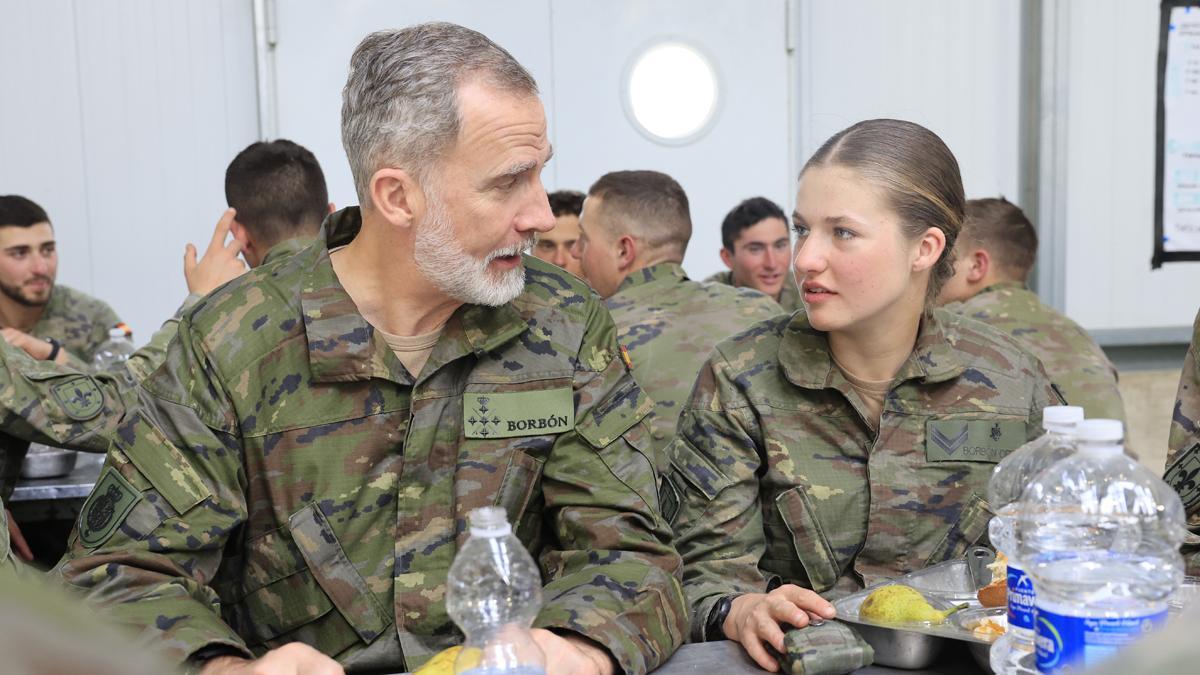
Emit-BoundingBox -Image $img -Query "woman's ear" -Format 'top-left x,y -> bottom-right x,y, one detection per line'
912,226 -> 947,273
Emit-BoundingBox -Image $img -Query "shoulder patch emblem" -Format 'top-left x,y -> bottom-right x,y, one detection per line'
79,466 -> 141,548
49,376 -> 104,421
1165,443 -> 1200,511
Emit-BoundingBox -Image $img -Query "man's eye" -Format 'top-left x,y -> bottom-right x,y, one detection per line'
834,228 -> 855,240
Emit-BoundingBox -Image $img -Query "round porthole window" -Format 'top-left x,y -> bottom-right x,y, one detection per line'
623,40 -> 720,145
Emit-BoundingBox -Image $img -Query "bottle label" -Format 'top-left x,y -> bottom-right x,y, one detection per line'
1006,563 -> 1036,630
1034,607 -> 1167,673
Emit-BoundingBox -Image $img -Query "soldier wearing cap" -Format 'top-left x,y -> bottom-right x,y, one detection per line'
56,22 -> 683,675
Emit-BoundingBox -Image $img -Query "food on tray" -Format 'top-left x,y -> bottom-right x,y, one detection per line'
977,551 -> 1008,608
414,646 -> 479,675
968,616 -> 1007,638
859,585 -> 968,625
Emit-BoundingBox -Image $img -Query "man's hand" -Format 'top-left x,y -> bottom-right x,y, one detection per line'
531,628 -> 615,675
5,509 -> 34,562
198,643 -> 343,675
723,586 -> 837,672
184,208 -> 248,296
0,327 -> 63,363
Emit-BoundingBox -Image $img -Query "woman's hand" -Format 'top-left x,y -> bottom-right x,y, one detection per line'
723,585 -> 837,672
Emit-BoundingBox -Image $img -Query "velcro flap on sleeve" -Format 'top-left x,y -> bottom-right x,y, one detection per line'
574,377 -> 654,449
118,411 -> 211,514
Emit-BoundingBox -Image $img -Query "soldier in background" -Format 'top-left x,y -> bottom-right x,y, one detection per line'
706,196 -> 799,313
0,195 -> 125,369
0,139 -> 327,563
534,189 -> 585,277
939,197 -> 1125,422
668,120 -> 1058,672
570,170 -> 780,455
1165,306 -> 1200,574
56,23 -> 683,675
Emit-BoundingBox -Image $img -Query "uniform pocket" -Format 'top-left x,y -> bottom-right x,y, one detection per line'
220,504 -> 392,655
495,449 -> 546,543
925,492 -> 994,565
775,486 -> 840,593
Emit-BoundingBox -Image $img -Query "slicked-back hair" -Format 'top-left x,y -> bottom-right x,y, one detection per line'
588,170 -> 692,260
803,119 -> 965,304
341,22 -> 538,207
548,190 -> 585,218
721,197 -> 787,251
224,140 -> 328,248
961,197 -> 1038,281
0,195 -> 50,228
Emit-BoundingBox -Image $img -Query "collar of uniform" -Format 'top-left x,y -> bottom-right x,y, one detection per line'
977,280 -> 1027,296
301,207 -> 528,384
706,270 -> 734,286
777,309 -> 963,389
614,261 -> 687,295
261,237 -> 316,266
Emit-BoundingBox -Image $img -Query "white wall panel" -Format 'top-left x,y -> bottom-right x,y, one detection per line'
1053,0 -> 1200,332
797,0 -> 1022,204
0,0 -> 259,341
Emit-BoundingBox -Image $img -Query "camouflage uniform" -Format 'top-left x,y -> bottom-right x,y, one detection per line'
54,208 -> 686,674
126,237 -> 314,383
667,309 -> 1058,641
704,269 -> 799,314
1165,307 -> 1200,559
26,284 -> 123,370
0,240 -> 312,498
943,281 -> 1124,423
1,285 -> 122,495
607,262 -> 783,455
0,342 -> 126,500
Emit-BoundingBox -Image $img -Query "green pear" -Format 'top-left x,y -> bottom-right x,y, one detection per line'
858,585 -> 968,625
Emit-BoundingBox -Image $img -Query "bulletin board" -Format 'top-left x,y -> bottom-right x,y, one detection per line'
1155,1 -> 1200,267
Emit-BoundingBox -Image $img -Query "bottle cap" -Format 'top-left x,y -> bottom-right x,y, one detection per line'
468,506 -> 512,538
1042,405 -> 1084,433
1075,419 -> 1124,446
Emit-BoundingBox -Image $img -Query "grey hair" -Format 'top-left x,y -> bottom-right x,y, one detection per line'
340,22 -> 539,206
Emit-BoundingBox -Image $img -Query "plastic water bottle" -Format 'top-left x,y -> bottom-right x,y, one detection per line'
1017,420 -> 1186,673
446,507 -> 546,675
987,406 -> 1084,675
92,326 -> 136,386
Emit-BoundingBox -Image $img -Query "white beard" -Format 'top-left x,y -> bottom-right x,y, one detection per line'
413,191 -> 530,307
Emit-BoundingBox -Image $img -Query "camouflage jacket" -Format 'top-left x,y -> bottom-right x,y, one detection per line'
704,269 -> 799,314
606,262 -> 782,455
667,309 -> 1057,641
0,241 -> 313,497
28,284 -> 123,370
55,208 -> 685,674
0,496 -> 23,579
943,281 -> 1124,423
126,237 -> 314,383
1166,307 -> 1200,533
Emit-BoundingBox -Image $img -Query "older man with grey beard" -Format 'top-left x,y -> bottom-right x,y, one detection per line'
55,21 -> 685,675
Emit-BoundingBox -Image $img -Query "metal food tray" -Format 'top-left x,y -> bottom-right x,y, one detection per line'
833,557 -> 1000,671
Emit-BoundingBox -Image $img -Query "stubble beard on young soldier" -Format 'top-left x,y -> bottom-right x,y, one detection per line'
413,191 -> 531,307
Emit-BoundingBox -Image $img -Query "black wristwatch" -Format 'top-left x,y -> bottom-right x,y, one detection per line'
704,595 -> 734,642
42,337 -> 60,361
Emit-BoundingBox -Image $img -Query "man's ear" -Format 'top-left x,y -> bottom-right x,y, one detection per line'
327,202 -> 336,214
229,219 -> 251,249
616,234 -> 639,272
369,167 -> 423,228
719,247 -> 735,270
967,248 -> 991,283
